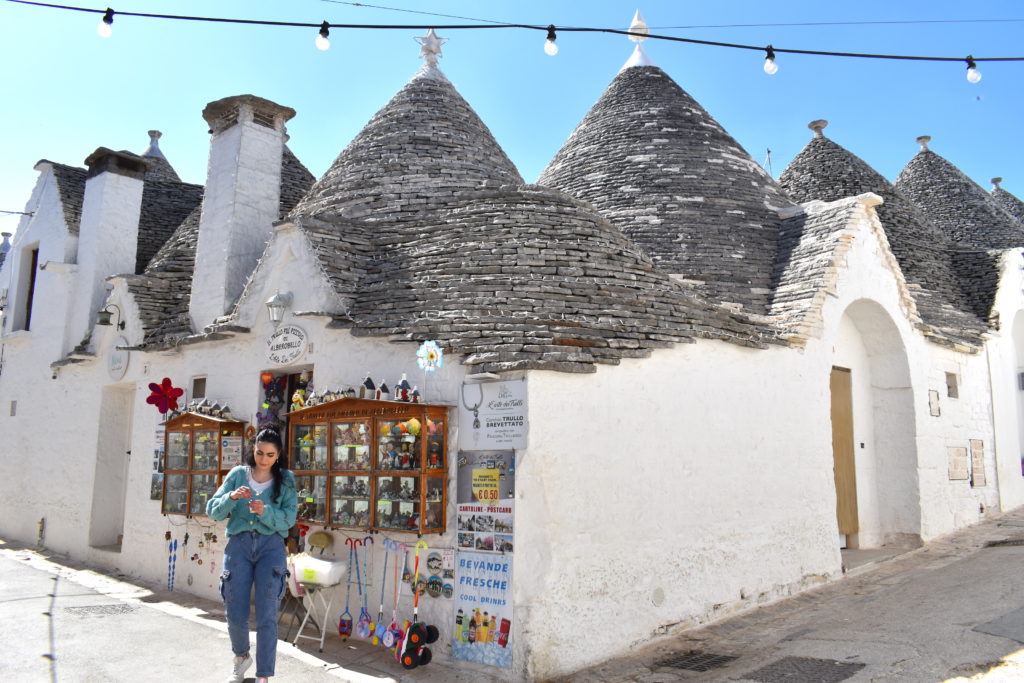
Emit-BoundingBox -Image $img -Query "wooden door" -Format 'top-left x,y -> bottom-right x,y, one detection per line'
830,367 -> 858,535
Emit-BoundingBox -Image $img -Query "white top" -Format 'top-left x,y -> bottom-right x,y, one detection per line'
247,469 -> 274,494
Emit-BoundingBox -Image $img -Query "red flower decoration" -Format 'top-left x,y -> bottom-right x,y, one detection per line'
147,377 -> 184,414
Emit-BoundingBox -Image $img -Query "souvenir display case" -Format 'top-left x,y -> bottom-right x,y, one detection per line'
288,398 -> 448,533
162,413 -> 246,516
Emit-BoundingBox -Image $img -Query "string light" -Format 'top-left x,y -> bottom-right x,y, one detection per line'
763,45 -> 778,74
965,55 -> 982,83
315,20 -> 330,50
6,0 -> 1022,80
96,6 -> 112,37
543,24 -> 558,56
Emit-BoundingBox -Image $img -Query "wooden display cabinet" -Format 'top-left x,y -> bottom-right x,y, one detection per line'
162,413 -> 246,516
288,398 -> 448,534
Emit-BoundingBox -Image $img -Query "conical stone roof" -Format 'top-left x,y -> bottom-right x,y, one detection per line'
991,179 -> 1024,223
895,142 -> 1024,250
290,65 -> 522,223
140,130 -> 182,183
538,65 -> 796,314
779,125 -> 986,342
328,184 -> 779,373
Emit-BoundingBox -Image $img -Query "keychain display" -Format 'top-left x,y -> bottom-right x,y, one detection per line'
167,538 -> 178,591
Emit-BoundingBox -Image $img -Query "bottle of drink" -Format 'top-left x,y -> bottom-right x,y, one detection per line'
467,615 -> 477,644
479,611 -> 489,643
489,615 -> 497,643
455,609 -> 465,642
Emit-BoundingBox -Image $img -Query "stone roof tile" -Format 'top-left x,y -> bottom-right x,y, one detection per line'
991,180 -> 1024,223
289,66 -> 522,223
779,130 -> 986,344
896,146 -> 1024,249
538,65 -> 796,314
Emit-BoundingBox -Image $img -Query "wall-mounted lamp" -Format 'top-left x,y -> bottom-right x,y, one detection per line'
96,303 -> 125,330
265,290 -> 292,327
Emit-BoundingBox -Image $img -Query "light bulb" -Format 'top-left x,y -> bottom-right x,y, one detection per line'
97,8 -> 114,38
315,21 -> 330,51
544,25 -> 558,56
965,55 -> 982,83
763,45 -> 778,75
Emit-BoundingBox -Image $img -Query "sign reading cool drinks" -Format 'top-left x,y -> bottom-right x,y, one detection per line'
265,325 -> 307,365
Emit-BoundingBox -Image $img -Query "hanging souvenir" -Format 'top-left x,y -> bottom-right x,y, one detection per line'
416,341 -> 444,372
147,378 -> 184,415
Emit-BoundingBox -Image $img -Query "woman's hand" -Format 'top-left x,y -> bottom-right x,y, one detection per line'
248,500 -> 265,515
229,486 -> 253,500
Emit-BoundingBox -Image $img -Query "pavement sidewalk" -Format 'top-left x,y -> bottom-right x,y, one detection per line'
560,507 -> 1024,682
0,540 -> 501,683
6,507 -> 1024,682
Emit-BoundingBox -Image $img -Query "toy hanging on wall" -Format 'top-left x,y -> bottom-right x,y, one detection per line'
148,378 -> 184,415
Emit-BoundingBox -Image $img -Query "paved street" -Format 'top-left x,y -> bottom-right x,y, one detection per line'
561,508 -> 1024,682
5,509 -> 1024,682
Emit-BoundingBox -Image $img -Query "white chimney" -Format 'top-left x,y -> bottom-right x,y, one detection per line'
68,148 -> 148,350
190,95 -> 295,331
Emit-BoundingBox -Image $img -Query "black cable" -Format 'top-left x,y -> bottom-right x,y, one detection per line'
5,0 -> 1023,63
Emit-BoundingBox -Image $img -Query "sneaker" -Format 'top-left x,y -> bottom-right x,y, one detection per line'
255,678 -> 269,683
226,654 -> 252,683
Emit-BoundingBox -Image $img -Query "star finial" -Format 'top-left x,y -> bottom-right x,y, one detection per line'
415,28 -> 447,66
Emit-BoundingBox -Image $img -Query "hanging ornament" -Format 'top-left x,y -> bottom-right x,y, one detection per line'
147,378 -> 184,414
416,341 -> 444,372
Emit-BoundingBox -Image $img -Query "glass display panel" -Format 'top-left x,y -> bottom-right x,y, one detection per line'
377,419 -> 421,471
375,475 -> 420,531
330,475 -> 371,527
331,422 -> 370,471
190,473 -> 218,515
163,473 -> 188,514
425,418 -> 445,469
166,432 -> 190,470
293,425 -> 328,470
193,430 -> 219,471
295,474 -> 328,523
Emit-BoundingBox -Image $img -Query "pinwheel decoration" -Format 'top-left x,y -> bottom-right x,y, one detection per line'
147,377 -> 184,414
416,341 -> 444,372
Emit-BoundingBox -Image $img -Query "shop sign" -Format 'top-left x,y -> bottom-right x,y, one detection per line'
265,325 -> 307,366
458,379 -> 527,451
107,335 -> 129,380
454,449 -> 514,668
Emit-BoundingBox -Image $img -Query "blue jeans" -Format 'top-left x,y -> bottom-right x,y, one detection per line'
220,531 -> 288,677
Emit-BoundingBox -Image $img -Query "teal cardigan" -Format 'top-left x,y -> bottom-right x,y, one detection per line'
206,466 -> 298,538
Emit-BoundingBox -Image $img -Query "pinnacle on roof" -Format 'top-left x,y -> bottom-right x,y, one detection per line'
779,121 -> 987,341
895,137 -> 1024,250
290,30 -> 522,222
621,10 -> 655,71
0,231 -> 11,271
539,17 -> 796,314
990,177 -> 1024,223
140,130 -> 182,183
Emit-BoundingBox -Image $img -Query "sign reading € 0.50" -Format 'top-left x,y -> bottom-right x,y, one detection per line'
266,325 -> 307,366
471,469 -> 500,506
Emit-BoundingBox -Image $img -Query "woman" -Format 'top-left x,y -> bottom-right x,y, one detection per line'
207,427 -> 297,683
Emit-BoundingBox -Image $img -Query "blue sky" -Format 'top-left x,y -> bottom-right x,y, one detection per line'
1,0 -> 1021,235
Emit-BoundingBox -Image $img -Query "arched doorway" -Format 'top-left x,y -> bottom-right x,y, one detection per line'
831,299 -> 920,549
